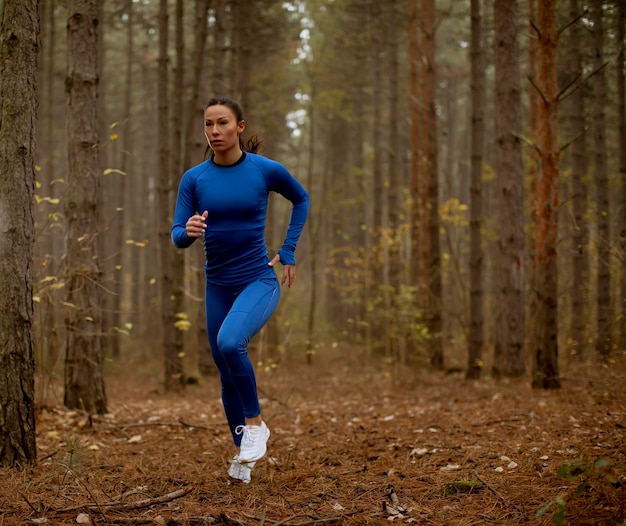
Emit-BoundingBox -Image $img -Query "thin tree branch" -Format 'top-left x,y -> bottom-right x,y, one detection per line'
527,74 -> 548,104
512,132 -> 541,155
529,19 -> 540,36
558,61 -> 610,102
558,9 -> 588,37
56,486 -> 192,513
557,72 -> 583,102
559,129 -> 588,154
108,517 -> 217,525
99,419 -> 210,431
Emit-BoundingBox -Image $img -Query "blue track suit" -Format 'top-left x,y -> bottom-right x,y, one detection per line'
171,152 -> 309,446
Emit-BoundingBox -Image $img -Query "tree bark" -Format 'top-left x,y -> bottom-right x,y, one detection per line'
35,0 -> 62,391
370,1 -> 385,349
109,0 -> 135,359
531,0 -> 561,389
492,0 -> 525,378
617,0 -> 626,353
409,0 -> 420,296
565,0 -> 589,360
386,1 -> 401,361
157,0 -> 184,391
170,0 -> 186,379
0,0 -> 39,466
590,0 -> 612,358
467,0 -> 485,380
64,0 -> 107,413
421,0 -> 443,369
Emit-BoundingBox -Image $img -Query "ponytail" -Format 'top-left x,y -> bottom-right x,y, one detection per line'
242,133 -> 264,154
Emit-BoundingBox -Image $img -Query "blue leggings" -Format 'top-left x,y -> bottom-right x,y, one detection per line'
205,276 -> 280,447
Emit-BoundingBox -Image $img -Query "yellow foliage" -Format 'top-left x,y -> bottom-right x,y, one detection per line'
126,239 -> 149,247
440,198 -> 468,227
174,319 -> 191,331
103,168 -> 126,176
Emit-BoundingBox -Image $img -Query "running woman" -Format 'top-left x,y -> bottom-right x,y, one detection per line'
171,96 -> 309,483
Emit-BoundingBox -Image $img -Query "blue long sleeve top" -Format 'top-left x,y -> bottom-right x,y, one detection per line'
171,152 -> 310,286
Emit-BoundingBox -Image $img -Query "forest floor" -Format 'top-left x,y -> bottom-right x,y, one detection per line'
1,345 -> 625,526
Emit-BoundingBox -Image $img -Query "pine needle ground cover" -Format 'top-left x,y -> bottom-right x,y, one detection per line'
1,349 -> 624,525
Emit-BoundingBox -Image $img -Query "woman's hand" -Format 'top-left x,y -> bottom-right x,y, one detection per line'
268,254 -> 296,288
186,210 -> 208,238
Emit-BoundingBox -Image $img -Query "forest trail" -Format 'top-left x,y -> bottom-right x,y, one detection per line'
2,348 -> 624,525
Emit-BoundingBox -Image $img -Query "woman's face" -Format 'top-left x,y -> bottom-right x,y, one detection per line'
204,104 -> 245,154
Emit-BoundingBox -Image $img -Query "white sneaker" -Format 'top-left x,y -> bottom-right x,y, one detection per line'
236,421 -> 270,463
228,456 -> 255,483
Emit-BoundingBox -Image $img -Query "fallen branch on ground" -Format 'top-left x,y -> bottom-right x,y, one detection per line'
56,487 -> 192,513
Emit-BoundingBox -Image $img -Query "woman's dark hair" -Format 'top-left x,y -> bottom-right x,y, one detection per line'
204,96 -> 263,159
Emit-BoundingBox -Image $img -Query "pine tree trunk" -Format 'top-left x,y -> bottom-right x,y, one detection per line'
36,0 -> 62,386
170,0 -> 186,377
304,86 -> 318,363
492,0 -> 525,378
590,0 -> 612,358
565,0 -> 589,360
370,1 -> 385,350
158,0 -> 184,391
531,0 -> 561,389
114,0 -> 134,359
386,1 -> 401,362
0,0 -> 39,466
617,1 -> 626,353
64,0 -> 107,413
422,0 -> 443,369
467,0 -> 485,380
183,0 -> 213,376
409,0 -> 420,296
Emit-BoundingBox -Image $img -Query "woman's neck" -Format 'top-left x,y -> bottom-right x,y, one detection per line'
213,147 -> 243,166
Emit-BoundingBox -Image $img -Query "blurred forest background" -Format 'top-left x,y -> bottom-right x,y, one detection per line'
17,0 -> 626,401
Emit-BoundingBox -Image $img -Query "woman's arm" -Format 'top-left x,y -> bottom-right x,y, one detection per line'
171,172 -> 198,249
267,162 -> 310,266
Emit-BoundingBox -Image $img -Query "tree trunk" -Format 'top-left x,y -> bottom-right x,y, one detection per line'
409,0 -> 420,296
183,0 -> 210,172
590,0 -> 612,358
531,0 -> 561,389
467,0 -> 485,380
0,0 -> 39,467
492,0 -> 525,378
565,0 -> 589,360
304,83 -> 318,363
182,0 -> 213,376
114,0 -> 135,358
422,0 -> 443,369
107,0 -> 135,359
617,0 -> 626,353
386,1 -> 401,362
370,1 -> 385,349
170,0 -> 186,377
158,0 -> 184,391
35,0 -> 62,393
64,0 -> 107,413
